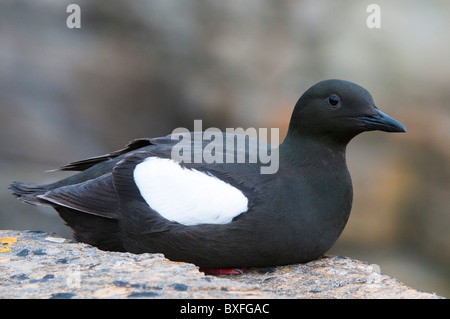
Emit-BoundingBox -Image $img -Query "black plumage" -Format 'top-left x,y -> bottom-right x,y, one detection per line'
11,79 -> 406,268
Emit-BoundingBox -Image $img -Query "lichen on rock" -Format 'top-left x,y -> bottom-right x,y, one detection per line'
0,230 -> 442,299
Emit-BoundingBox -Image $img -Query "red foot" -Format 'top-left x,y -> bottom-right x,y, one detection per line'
199,267 -> 246,275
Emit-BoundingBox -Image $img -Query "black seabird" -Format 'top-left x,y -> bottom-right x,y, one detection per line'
11,79 -> 406,273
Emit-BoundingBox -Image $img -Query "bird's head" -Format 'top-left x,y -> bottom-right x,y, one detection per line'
287,79 -> 406,144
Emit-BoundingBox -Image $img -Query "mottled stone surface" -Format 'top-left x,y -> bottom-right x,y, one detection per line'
232,256 -> 443,299
0,230 -> 442,299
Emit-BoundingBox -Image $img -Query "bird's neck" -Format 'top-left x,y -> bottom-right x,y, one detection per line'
279,133 -> 348,171
279,132 -> 353,246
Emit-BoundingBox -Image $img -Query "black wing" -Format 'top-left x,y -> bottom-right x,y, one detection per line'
38,173 -> 119,219
58,138 -> 154,171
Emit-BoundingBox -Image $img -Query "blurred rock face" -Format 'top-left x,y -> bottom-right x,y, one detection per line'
1,0 -> 449,297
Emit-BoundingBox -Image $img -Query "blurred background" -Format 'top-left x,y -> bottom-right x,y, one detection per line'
1,0 -> 449,297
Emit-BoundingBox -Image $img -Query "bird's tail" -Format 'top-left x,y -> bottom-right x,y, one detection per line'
10,181 -> 125,252
9,182 -> 53,206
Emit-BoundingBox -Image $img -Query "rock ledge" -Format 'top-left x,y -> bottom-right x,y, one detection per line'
0,230 -> 442,299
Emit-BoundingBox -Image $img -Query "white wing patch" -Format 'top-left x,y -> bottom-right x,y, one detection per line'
133,157 -> 248,226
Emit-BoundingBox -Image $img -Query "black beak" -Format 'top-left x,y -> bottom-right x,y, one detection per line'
357,108 -> 407,133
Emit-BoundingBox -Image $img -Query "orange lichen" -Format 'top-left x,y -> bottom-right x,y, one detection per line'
0,237 -> 17,253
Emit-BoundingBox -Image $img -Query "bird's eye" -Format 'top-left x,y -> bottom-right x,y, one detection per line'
328,94 -> 340,107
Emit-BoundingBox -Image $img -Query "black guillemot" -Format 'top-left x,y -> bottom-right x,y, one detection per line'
11,79 -> 406,274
